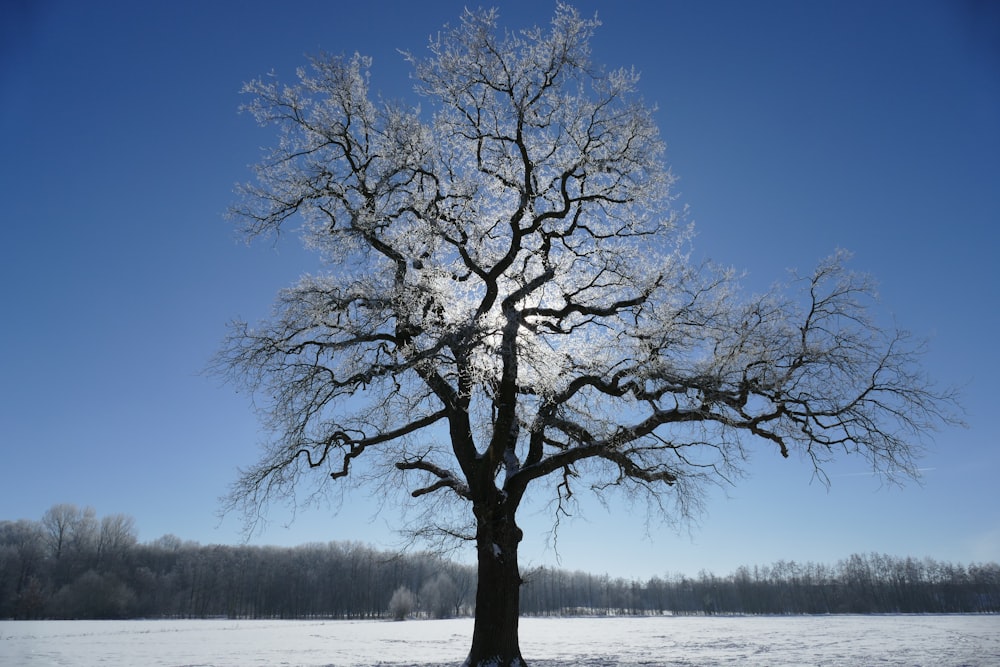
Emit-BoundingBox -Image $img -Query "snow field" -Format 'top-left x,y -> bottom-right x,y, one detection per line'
1,614 -> 998,666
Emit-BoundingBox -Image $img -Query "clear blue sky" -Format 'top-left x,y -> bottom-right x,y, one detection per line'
2,0 -> 997,580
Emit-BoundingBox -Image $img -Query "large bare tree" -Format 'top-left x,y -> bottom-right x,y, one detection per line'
218,5 -> 958,665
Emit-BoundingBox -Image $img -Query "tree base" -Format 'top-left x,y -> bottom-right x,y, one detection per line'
462,657 -> 527,667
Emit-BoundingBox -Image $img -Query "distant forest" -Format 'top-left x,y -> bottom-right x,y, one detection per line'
3,505 -> 998,620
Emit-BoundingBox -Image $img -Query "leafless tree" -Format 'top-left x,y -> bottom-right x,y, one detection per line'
218,5 -> 960,664
388,585 -> 416,621
97,514 -> 138,566
421,572 -> 460,619
41,504 -> 78,562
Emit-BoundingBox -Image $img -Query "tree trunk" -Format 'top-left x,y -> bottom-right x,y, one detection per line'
465,499 -> 526,667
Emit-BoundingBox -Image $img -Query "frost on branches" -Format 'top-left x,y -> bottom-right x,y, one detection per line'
217,5 -> 959,666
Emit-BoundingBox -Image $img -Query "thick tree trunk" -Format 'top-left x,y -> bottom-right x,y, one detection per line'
464,500 -> 526,667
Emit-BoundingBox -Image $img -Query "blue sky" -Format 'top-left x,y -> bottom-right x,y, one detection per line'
2,0 -> 997,580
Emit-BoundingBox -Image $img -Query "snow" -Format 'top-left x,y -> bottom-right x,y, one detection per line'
2,615 -> 997,666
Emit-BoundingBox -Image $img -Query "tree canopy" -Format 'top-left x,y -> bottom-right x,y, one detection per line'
218,5 -> 959,664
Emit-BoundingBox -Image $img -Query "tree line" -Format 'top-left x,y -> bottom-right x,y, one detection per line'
519,553 -> 1000,616
0,505 -> 473,620
2,505 -> 997,619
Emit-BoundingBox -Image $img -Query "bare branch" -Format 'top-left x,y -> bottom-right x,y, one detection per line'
221,4 -> 959,578
396,456 -> 472,500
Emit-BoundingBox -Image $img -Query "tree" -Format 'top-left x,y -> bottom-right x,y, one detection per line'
420,572 -> 460,619
388,585 -> 416,621
40,504 -> 98,587
97,513 -> 138,569
0,520 -> 46,618
41,504 -> 78,563
218,5 -> 959,665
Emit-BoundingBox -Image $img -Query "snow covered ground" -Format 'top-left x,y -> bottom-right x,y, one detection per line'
2,615 -> 997,666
